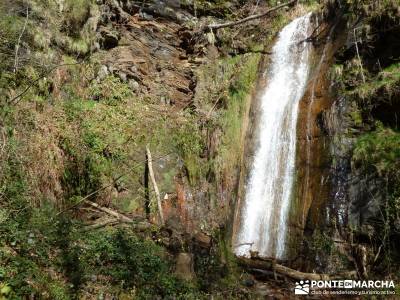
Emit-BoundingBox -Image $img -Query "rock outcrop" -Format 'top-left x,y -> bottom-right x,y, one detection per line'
96,1 -> 196,108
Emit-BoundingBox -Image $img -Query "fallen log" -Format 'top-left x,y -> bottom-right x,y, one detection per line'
85,200 -> 134,222
207,0 -> 297,31
238,257 -> 358,281
84,200 -> 152,230
251,268 -> 286,281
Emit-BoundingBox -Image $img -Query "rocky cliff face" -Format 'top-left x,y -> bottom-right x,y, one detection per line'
290,0 -> 400,278
96,1 -> 196,108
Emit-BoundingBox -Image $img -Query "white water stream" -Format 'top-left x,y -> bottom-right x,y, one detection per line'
235,13 -> 313,259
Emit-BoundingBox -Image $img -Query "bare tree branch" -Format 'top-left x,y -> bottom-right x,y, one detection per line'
354,27 -> 366,83
14,7 -> 29,73
85,200 -> 143,223
0,127 -> 6,158
207,0 -> 297,31
7,62 -> 83,105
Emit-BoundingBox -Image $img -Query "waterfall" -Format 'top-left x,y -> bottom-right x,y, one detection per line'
235,13 -> 312,259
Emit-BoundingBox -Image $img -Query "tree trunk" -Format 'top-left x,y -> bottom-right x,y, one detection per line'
144,151 -> 151,219
146,144 -> 165,225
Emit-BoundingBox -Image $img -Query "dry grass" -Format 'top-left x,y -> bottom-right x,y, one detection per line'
13,103 -> 66,207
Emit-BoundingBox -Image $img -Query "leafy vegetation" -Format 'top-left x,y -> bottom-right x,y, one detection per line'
353,125 -> 400,231
216,54 -> 260,183
348,63 -> 400,100
195,53 -> 260,188
353,125 -> 400,177
0,206 -> 198,299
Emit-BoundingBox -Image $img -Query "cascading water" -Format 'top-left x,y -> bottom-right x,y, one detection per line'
235,13 -> 313,259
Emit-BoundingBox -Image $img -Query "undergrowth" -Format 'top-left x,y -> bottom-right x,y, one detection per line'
0,206 -> 199,299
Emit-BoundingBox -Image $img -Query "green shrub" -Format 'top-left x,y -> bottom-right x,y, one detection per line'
66,37 -> 90,55
172,118 -> 206,182
353,124 -> 400,177
349,62 -> 400,100
80,228 -> 199,299
216,54 -> 260,179
0,205 -> 201,299
63,0 -> 92,37
352,125 -> 400,245
60,130 -> 109,200
89,75 -> 133,105
0,205 -> 72,299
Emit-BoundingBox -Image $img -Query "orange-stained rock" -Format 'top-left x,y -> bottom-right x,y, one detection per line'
287,23 -> 347,261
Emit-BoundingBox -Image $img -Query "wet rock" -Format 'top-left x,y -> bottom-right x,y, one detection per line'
175,253 -> 194,280
348,173 -> 384,228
